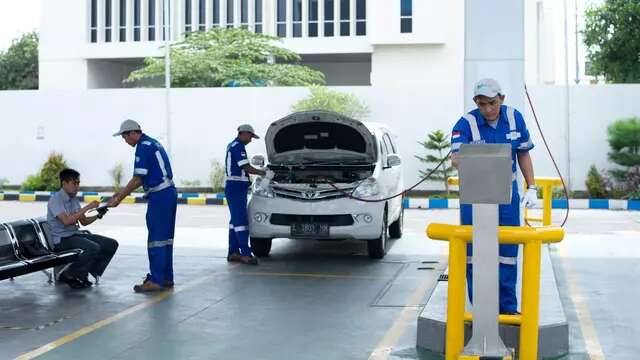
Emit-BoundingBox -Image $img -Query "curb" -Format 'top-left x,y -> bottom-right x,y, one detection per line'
1,191 -> 638,211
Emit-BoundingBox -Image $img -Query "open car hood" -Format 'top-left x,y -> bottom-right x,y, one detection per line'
265,111 -> 377,165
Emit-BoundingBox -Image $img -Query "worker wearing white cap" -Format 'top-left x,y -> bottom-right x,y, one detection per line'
224,124 -> 273,265
108,119 -> 178,292
450,78 -> 537,314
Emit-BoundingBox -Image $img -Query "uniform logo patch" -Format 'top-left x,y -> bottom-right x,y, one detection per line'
452,131 -> 461,139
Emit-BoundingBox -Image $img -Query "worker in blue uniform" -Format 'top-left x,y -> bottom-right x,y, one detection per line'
108,119 -> 178,292
225,124 -> 272,265
450,78 -> 538,314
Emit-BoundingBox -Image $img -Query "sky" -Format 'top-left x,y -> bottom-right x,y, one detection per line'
0,0 -> 40,52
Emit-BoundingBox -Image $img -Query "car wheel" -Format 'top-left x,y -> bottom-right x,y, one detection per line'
251,237 -> 272,257
367,209 -> 388,259
389,206 -> 404,239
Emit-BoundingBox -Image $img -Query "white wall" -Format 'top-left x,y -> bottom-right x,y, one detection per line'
1,85 -> 639,191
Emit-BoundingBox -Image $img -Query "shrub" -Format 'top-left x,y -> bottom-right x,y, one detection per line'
415,130 -> 456,195
21,152 -> 69,191
585,165 -> 607,198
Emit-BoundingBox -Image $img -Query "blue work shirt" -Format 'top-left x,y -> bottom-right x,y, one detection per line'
225,138 -> 250,182
133,134 -> 174,191
451,105 -> 534,232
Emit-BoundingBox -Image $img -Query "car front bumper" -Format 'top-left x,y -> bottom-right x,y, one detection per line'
248,196 -> 385,240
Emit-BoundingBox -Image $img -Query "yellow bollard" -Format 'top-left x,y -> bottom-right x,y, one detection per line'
445,237 -> 466,360
426,224 -> 563,360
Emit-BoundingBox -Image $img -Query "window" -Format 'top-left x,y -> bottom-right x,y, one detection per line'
308,0 -> 318,37
400,0 -> 412,33
240,0 -> 248,29
105,0 -> 112,42
293,0 -> 302,37
355,0 -> 366,36
254,0 -> 263,33
149,0 -> 156,40
199,0 -> 206,30
226,0 -> 234,28
185,0 -> 192,33
119,0 -> 126,41
339,0 -> 349,36
134,0 -> 141,41
212,0 -> 220,27
90,0 -> 98,42
324,0 -> 334,37
277,0 -> 286,37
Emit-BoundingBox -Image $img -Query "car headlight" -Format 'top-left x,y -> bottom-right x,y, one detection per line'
252,178 -> 275,198
352,178 -> 380,199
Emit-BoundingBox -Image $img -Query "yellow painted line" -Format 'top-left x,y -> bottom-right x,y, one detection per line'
557,243 -> 606,360
187,197 -> 206,205
14,274 -> 216,360
121,196 -> 136,204
19,194 -> 36,202
368,271 -> 438,360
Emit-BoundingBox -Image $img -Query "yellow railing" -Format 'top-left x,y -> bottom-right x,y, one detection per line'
426,224 -> 564,360
448,177 -> 563,227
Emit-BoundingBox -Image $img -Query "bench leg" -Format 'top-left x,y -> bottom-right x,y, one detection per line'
10,277 -> 14,282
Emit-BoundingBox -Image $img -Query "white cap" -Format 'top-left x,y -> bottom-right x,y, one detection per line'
237,124 -> 260,139
473,78 -> 503,98
113,119 -> 142,136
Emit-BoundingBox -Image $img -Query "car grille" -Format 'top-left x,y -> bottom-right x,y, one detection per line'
272,186 -> 356,201
270,214 -> 354,226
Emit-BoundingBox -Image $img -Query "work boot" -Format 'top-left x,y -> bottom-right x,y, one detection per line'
133,280 -> 163,293
227,253 -> 242,263
239,255 -> 259,265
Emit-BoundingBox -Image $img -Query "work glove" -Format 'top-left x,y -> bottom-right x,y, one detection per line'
521,187 -> 538,209
265,169 -> 275,180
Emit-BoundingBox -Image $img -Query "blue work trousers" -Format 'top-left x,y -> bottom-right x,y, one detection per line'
225,181 -> 252,256
146,186 -> 177,285
460,185 -> 520,313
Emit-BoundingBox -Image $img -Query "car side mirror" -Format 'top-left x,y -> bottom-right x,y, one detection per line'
387,154 -> 402,167
251,154 -> 265,167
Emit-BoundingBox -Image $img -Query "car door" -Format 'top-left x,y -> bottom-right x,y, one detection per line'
381,132 -> 403,221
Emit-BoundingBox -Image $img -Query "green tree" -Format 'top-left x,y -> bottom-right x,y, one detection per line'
0,32 -> 39,90
584,1 -> 640,83
21,152 -> 69,191
125,28 -> 325,87
415,130 -> 456,194
291,85 -> 370,119
585,165 -> 607,198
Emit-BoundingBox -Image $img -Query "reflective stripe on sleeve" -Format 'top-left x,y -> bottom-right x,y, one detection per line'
148,239 -> 174,248
462,113 -> 480,142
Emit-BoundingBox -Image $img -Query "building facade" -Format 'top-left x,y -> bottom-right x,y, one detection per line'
39,0 -> 463,89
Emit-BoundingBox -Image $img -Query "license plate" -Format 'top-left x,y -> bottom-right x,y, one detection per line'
291,223 -> 330,238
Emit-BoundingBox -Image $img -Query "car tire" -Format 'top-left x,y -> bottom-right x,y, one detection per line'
367,209 -> 388,259
389,206 -> 404,239
251,237 -> 272,257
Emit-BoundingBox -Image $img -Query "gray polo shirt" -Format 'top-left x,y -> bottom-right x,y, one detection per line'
47,190 -> 82,245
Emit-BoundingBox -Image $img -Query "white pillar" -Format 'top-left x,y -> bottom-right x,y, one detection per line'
286,0 -> 293,37
318,0 -> 324,37
464,0 -> 524,112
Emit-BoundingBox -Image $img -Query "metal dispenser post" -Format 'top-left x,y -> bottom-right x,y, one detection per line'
457,143 -> 513,358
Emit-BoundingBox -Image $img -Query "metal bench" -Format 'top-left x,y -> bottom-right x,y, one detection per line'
0,219 -> 83,283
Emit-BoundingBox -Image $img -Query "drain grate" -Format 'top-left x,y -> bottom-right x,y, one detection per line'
438,274 -> 448,282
